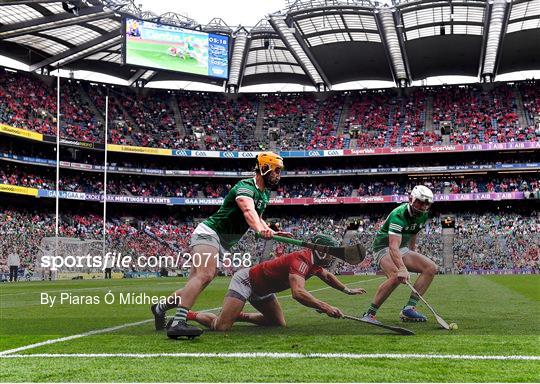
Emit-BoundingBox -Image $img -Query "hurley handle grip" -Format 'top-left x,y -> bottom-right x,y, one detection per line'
255,232 -> 304,247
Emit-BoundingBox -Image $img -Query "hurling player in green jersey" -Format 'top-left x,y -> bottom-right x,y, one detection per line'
151,152 -> 291,339
362,185 -> 438,324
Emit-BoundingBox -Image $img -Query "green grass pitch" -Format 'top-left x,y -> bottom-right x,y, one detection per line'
126,39 -> 207,75
1,274 -> 539,382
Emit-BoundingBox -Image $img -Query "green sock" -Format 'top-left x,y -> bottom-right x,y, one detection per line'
366,303 -> 379,316
173,306 -> 189,322
405,294 -> 419,308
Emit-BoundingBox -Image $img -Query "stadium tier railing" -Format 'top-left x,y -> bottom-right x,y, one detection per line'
1,150 -> 539,178
0,183 -> 531,206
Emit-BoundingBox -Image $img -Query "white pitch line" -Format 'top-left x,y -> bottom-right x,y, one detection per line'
0,305 -> 221,357
0,277 -> 383,356
0,319 -> 151,356
0,352 -> 538,361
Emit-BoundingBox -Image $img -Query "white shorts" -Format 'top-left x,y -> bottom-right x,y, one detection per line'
189,223 -> 229,256
227,268 -> 276,303
373,247 -> 412,265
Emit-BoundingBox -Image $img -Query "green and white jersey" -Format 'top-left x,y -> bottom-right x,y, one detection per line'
203,178 -> 270,249
372,203 -> 428,252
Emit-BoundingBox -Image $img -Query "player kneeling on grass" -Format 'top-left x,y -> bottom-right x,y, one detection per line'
151,152 -> 290,339
186,234 -> 367,331
362,185 -> 438,324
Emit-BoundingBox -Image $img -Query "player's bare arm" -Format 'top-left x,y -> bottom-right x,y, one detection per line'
259,215 -> 272,231
317,269 -> 366,295
236,196 -> 271,238
289,273 -> 343,318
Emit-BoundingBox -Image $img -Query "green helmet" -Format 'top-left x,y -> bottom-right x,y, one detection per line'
312,233 -> 340,247
312,233 -> 340,267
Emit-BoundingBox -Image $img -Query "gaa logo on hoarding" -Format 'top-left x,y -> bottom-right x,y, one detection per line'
327,150 -> 339,156
239,152 -> 256,158
195,151 -> 208,157
308,151 -> 321,157
222,152 -> 235,158
173,149 -> 190,157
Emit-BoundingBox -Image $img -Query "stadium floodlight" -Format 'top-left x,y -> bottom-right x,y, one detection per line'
376,7 -> 409,83
480,0 -> 511,79
227,29 -> 249,89
269,15 -> 327,88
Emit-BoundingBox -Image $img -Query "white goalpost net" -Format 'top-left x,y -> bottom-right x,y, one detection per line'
35,237 -> 104,280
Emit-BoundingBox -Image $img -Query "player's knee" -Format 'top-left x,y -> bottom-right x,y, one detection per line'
198,271 -> 215,286
387,274 -> 401,286
192,268 -> 215,286
424,262 -> 438,276
263,317 -> 286,327
275,318 -> 286,327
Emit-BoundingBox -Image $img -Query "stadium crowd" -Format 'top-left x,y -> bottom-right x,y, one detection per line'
1,69 -> 539,151
453,213 -> 539,273
1,208 -> 537,279
179,92 -> 263,151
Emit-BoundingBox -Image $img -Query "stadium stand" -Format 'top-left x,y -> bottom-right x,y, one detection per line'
2,69 -> 539,150
1,163 -> 539,198
1,207 -> 537,277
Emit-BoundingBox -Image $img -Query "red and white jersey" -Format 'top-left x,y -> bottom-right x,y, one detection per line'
248,249 -> 323,296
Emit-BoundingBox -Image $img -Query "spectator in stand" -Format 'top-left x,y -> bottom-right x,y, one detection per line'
8,247 -> 20,282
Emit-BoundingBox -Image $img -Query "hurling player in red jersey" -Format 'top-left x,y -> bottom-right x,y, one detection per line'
186,234 -> 366,331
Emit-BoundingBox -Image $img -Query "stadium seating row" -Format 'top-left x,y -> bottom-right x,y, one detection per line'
1,69 -> 539,150
1,164 -> 538,197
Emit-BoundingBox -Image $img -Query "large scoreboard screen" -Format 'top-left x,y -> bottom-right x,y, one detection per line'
123,18 -> 229,79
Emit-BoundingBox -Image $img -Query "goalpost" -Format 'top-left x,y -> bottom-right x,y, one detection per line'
49,71 -> 110,280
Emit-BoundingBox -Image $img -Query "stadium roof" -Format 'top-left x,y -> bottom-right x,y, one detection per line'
0,0 -> 538,91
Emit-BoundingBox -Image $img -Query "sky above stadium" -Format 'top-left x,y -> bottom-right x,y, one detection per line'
0,0 -> 538,91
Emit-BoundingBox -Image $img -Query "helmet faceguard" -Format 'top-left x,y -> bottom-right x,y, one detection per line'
256,152 -> 283,189
262,170 -> 281,189
409,185 -> 434,216
312,233 -> 340,268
